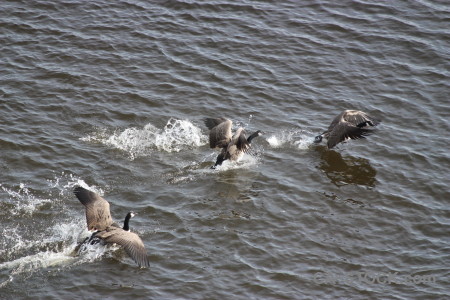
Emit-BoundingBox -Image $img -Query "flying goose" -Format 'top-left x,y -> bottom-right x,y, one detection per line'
314,110 -> 380,149
74,186 -> 150,268
204,117 -> 262,168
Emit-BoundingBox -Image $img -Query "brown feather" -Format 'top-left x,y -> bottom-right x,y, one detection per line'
96,227 -> 150,268
74,187 -> 150,268
204,117 -> 261,167
204,118 -> 232,149
74,186 -> 113,231
321,110 -> 380,149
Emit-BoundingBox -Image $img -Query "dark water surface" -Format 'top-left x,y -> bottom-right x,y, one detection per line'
1,0 -> 449,299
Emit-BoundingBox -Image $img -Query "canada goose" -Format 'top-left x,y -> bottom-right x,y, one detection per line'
74,186 -> 150,268
314,110 -> 380,149
204,117 -> 262,168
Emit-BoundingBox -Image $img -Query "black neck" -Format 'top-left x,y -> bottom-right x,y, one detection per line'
123,213 -> 132,231
247,131 -> 260,143
213,152 -> 225,168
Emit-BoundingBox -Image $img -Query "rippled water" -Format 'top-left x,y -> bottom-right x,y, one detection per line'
1,0 -> 449,299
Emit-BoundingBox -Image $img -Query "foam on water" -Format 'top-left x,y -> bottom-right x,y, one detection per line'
82,118 -> 208,160
266,129 -> 313,150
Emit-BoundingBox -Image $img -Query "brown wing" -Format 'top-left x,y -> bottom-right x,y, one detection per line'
204,118 -> 232,149
327,123 -> 371,149
235,130 -> 251,152
97,228 -> 150,268
74,186 -> 114,231
343,110 -> 380,127
204,117 -> 229,130
327,111 -> 345,132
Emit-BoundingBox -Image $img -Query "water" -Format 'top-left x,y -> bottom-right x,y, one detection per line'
1,0 -> 449,299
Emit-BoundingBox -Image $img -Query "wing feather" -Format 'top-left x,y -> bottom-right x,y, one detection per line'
204,118 -> 232,148
97,228 -> 150,268
327,123 -> 371,149
74,187 -> 114,231
204,117 -> 228,130
235,130 -> 251,152
343,110 -> 380,127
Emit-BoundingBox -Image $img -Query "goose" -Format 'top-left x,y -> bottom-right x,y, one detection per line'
314,110 -> 380,149
204,117 -> 262,168
74,186 -> 150,268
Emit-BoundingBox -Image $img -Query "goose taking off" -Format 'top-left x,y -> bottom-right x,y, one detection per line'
314,110 -> 380,149
74,186 -> 150,268
204,117 -> 262,168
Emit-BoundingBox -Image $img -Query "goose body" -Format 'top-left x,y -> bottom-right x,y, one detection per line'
204,117 -> 262,168
314,110 -> 380,149
74,186 -> 150,268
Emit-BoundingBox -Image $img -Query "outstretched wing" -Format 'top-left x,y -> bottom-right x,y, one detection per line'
98,228 -> 150,268
74,186 -> 114,231
204,118 -> 232,148
204,117 -> 228,130
235,130 -> 251,152
343,110 -> 380,128
327,123 -> 371,149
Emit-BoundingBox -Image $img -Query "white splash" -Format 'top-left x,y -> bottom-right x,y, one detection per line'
293,135 -> 314,150
0,221 -> 74,279
71,226 -> 109,264
153,118 -> 207,152
266,129 -> 313,150
0,179 -> 111,288
0,227 -> 26,258
0,249 -> 76,274
0,217 -> 108,288
213,153 -> 260,171
82,118 -> 208,160
1,183 -> 51,215
47,172 -> 104,196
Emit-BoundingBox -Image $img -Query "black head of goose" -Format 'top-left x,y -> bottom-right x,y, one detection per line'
74,186 -> 150,268
204,117 -> 263,168
314,110 -> 380,149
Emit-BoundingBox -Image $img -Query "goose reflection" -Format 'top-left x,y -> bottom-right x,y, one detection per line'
316,146 -> 377,187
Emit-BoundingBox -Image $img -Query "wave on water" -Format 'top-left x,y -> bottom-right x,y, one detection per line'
266,129 -> 313,150
81,118 -> 208,160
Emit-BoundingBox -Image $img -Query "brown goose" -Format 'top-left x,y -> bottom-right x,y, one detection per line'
74,186 -> 150,268
204,117 -> 262,168
314,110 -> 381,149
